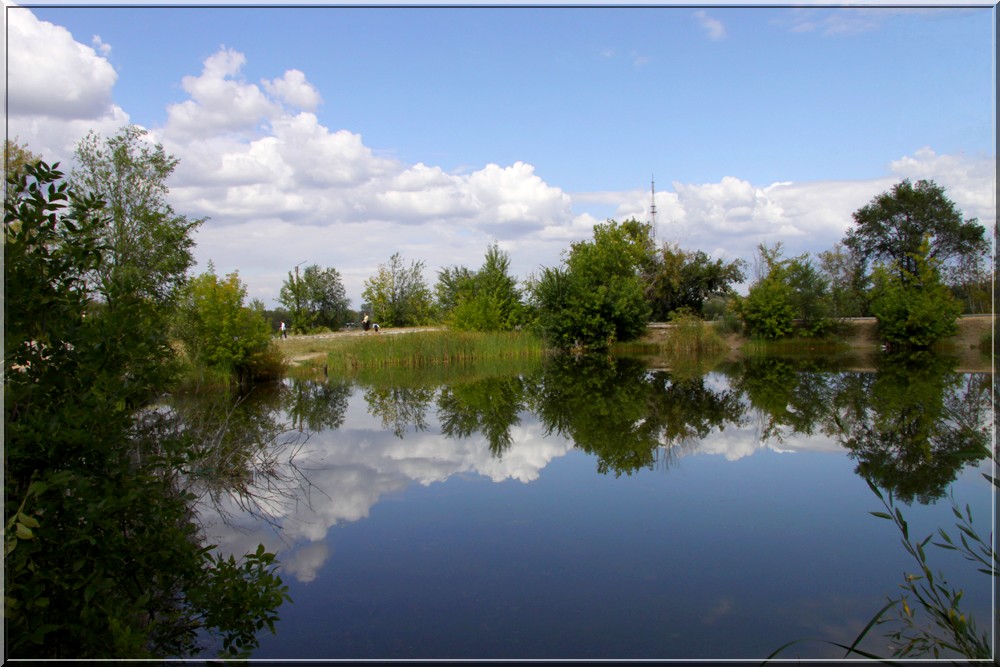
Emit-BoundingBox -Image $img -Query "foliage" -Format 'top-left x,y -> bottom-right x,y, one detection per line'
844,178 -> 988,280
4,161 -> 288,658
818,242 -> 868,318
175,266 -> 285,383
864,470 -> 995,659
530,219 -> 653,350
362,252 -> 434,327
737,243 -> 832,339
869,238 -> 963,348
435,264 -> 476,314
644,242 -> 746,320
449,242 -> 524,331
70,125 -> 204,307
4,138 -> 42,208
278,263 -> 350,333
943,247 -> 992,315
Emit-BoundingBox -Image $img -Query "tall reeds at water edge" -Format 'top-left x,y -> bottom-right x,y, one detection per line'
325,331 -> 546,370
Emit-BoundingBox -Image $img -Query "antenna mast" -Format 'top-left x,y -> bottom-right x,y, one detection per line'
649,175 -> 658,241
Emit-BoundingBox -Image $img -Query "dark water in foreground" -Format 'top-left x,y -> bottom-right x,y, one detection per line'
181,353 -> 995,660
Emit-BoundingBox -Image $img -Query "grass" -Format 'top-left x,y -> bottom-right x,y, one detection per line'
317,330 -> 546,371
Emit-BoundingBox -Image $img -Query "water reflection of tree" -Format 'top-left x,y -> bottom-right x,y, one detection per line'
285,377 -> 352,433
363,385 -> 435,438
167,384 -> 309,528
437,374 -> 528,458
529,356 -> 747,476
828,353 -> 991,504
727,357 -> 838,443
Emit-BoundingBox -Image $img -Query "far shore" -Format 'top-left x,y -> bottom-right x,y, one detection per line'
279,314 -> 994,372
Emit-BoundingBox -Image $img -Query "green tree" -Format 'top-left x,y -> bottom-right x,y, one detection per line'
279,263 -> 351,333
71,125 -> 205,307
869,237 -> 963,348
530,219 -> 653,350
435,264 -> 476,314
844,179 -> 988,281
175,266 -> 281,382
450,242 -> 524,331
818,242 -> 868,318
4,139 -> 41,207
737,243 -> 832,339
4,161 -> 288,658
362,252 -> 434,327
645,242 -> 746,320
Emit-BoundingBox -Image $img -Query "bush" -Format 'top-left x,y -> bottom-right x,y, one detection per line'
869,239 -> 962,349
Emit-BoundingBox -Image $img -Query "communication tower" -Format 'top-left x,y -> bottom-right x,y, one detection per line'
649,175 -> 658,241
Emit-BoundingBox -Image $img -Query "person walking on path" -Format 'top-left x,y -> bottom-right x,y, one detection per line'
280,321 -> 288,339
362,313 -> 370,333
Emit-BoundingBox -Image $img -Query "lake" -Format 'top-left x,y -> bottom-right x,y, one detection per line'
180,352 -> 995,660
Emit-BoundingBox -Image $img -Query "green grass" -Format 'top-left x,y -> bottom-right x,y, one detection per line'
321,330 -> 546,371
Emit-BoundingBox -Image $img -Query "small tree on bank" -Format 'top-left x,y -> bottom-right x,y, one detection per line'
869,237 -> 963,349
279,263 -> 351,333
175,265 -> 282,382
362,252 -> 434,327
449,242 -> 524,332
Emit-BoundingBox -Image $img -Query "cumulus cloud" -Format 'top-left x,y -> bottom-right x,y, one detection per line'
7,8 -> 129,159
165,47 -> 281,140
7,8 -> 993,310
611,148 -> 994,271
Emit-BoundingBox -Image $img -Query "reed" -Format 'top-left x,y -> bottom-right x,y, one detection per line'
323,330 -> 546,370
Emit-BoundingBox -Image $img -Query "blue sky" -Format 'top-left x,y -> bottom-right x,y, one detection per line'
7,3 -> 996,308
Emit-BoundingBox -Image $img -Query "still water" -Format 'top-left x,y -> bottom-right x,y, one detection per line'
181,353 -> 994,660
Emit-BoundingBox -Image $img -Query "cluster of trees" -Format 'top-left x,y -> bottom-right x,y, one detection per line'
5,133 -> 289,658
736,179 -> 990,347
330,179 -> 989,353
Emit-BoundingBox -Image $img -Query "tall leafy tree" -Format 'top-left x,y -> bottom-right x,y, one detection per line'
450,242 -> 524,331
71,125 -> 205,307
435,264 -> 476,314
279,263 -> 350,332
362,252 -> 434,327
869,237 -> 963,348
844,179 -> 988,280
5,161 -> 288,658
644,242 -> 746,320
531,219 -> 653,350
818,242 -> 868,318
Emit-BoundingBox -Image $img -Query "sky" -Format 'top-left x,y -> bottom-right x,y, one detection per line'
6,1 -> 997,310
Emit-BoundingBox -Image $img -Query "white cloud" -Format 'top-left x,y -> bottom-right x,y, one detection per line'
165,47 -> 281,140
262,69 -> 322,111
91,35 -> 111,57
694,10 -> 727,41
7,9 -> 994,311
7,8 -> 129,159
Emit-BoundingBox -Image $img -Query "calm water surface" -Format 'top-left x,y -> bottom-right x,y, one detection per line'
185,354 -> 994,660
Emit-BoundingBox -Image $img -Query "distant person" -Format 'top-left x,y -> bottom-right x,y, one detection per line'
362,313 -> 370,333
280,321 -> 288,339
373,323 -> 380,333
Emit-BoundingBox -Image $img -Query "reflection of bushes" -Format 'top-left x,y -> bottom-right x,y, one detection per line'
831,353 -> 990,504
438,375 -> 528,458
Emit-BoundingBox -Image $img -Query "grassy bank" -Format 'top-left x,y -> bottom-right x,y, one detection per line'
320,330 -> 546,371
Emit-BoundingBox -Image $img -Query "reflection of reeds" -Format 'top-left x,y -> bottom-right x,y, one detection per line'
324,331 -> 545,370
614,316 -> 727,373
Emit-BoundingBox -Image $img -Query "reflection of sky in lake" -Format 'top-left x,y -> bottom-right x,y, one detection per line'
194,373 -> 994,660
